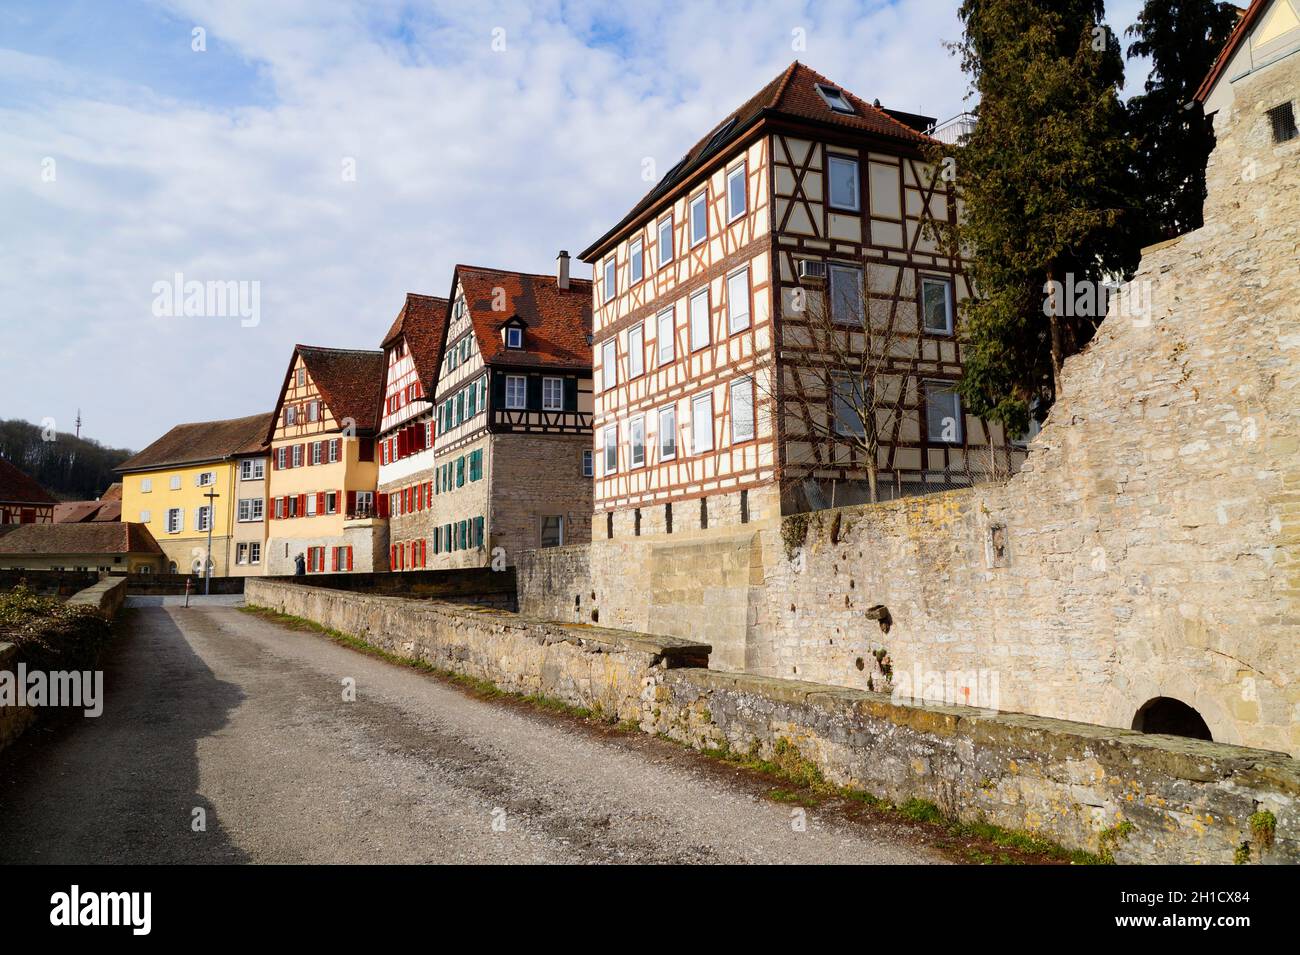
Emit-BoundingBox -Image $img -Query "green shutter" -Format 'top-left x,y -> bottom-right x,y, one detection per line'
564,377 -> 578,411
526,375 -> 542,410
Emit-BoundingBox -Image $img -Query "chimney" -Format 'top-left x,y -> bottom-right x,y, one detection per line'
556,250 -> 570,290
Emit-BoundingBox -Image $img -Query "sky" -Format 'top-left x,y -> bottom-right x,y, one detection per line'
0,0 -> 1149,451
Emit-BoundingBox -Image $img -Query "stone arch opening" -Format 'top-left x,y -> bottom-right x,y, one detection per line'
1132,697 -> 1213,741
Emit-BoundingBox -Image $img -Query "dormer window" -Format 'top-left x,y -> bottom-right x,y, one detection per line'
503,317 -> 526,349
816,84 -> 855,115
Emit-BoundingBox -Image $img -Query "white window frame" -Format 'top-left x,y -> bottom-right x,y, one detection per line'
829,264 -> 864,326
306,494 -> 317,517
292,444 -> 303,467
726,163 -> 747,222
506,326 -> 523,349
629,416 -> 646,467
828,154 -> 860,211
920,275 -> 955,335
689,191 -> 708,247
925,380 -> 964,444
657,309 -> 675,366
505,375 -> 527,410
730,377 -> 755,443
627,323 -> 644,379
582,449 -> 594,478
727,267 -> 750,334
328,440 -> 339,464
140,478 -> 152,493
166,508 -> 183,532
658,406 -> 677,461
601,339 -> 617,391
169,475 -> 182,491
602,425 -> 618,475
542,376 -> 564,411
691,393 -> 714,455
629,237 -> 643,284
249,542 -> 261,565
311,442 -> 322,465
603,255 -> 616,303
237,543 -> 249,565
657,215 -> 673,269
139,509 -> 151,523
689,288 -> 710,352
195,505 -> 212,532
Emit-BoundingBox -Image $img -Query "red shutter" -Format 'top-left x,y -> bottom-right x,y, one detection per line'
298,493 -> 307,515
377,494 -> 389,518
346,490 -> 357,515
346,547 -> 354,572
420,540 -> 427,568
271,452 -> 278,471
316,492 -> 325,514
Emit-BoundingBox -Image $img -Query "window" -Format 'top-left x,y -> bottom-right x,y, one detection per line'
601,339 -> 617,391
689,191 -> 708,246
659,406 -> 677,460
657,215 -> 673,268
921,276 -> 954,334
602,425 -> 618,474
833,373 -> 865,436
925,380 -> 963,443
829,264 -> 863,326
627,324 -> 644,379
139,509 -> 151,523
329,439 -> 340,463
727,268 -> 750,334
195,505 -> 212,532
582,449 -> 593,477
308,400 -> 320,422
726,164 -> 747,221
657,309 -> 675,365
237,543 -> 249,565
506,326 -> 523,349
326,491 -> 337,514
730,377 -> 755,443
169,475 -> 181,490
306,494 -> 317,517
238,498 -> 263,522
1268,101 -> 1297,144
276,447 -> 287,470
311,442 -> 322,465
542,377 -> 563,411
816,83 -> 855,114
296,368 -> 305,387
690,288 -> 710,351
292,444 -> 303,467
828,155 -> 860,211
505,375 -> 527,409
249,542 -> 261,564
629,238 -> 643,284
629,416 -> 645,467
540,515 -> 564,548
603,256 -> 616,302
141,478 -> 152,493
691,393 -> 713,454
240,459 -> 265,480
285,405 -> 297,426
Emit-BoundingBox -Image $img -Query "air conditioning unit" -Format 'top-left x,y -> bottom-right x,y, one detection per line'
797,260 -> 827,283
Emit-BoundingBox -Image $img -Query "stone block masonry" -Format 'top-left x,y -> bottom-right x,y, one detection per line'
246,579 -> 1298,864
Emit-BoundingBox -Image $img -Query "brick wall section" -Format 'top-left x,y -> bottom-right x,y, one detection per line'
245,580 -> 1298,864
490,432 -> 592,561
519,58 -> 1300,757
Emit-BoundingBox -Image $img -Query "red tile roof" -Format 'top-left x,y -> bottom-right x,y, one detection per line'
1195,1 -> 1262,102
289,346 -> 387,434
99,482 -> 123,501
0,522 -> 162,556
117,413 -> 274,473
581,61 -> 936,261
381,293 -> 450,394
0,458 -> 58,506
54,500 -> 122,523
455,265 -> 593,371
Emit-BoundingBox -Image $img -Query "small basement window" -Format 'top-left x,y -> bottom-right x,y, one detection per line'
1268,101 -> 1297,144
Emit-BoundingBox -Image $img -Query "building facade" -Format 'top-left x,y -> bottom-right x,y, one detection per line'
116,413 -> 272,576
397,261 -> 593,569
266,346 -> 386,575
0,522 -> 165,574
580,62 -> 1022,542
0,459 -> 57,525
376,294 -> 448,572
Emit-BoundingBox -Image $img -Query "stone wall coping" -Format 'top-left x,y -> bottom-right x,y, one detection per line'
671,668 -> 1300,787
248,579 -> 712,664
65,577 -> 128,613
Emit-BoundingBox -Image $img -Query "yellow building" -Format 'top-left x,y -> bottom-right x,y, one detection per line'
266,346 -> 387,575
115,413 -> 273,576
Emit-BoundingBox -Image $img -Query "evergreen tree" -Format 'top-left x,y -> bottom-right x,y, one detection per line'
939,0 -> 1139,435
1125,0 -> 1240,244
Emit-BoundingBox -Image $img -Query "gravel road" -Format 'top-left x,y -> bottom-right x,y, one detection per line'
0,605 -> 948,864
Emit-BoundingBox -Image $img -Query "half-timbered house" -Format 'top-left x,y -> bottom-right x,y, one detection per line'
579,62 -> 1024,540
265,346 -> 386,574
375,293 -> 448,571
407,259 -> 593,569
0,458 -> 57,526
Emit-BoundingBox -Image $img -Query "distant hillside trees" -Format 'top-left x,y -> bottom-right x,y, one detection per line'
0,419 -> 134,500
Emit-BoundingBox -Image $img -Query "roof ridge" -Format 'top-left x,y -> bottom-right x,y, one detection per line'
770,59 -> 801,107
297,344 -> 384,355
456,263 -> 593,284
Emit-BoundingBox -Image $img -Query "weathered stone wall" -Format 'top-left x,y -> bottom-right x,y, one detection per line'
519,57 -> 1300,757
247,580 -> 1298,864
0,642 -> 36,752
490,432 -> 592,561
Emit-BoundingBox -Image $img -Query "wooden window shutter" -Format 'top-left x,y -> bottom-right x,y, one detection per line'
316,492 -> 325,514
346,547 -> 353,571
346,490 -> 357,514
564,377 -> 578,411
377,494 -> 389,518
526,375 -> 542,410
298,493 -> 307,514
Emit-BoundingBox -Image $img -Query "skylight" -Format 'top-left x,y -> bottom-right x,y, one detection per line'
816,84 -> 855,115
702,117 -> 738,157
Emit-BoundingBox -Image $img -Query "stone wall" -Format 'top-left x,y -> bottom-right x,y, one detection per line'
518,57 -> 1300,758
490,432 -> 592,560
246,580 -> 1298,864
